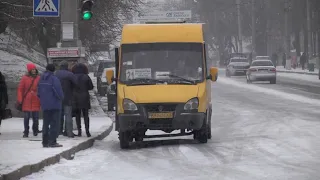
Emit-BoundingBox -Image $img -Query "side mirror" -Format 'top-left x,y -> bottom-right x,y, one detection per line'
106,69 -> 115,85
209,67 -> 218,82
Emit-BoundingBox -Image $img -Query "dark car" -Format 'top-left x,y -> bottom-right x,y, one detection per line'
94,60 -> 115,95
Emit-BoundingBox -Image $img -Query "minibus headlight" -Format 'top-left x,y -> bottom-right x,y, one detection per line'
123,98 -> 138,111
184,98 -> 199,110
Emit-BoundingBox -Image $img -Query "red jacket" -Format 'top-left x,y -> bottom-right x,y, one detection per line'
17,74 -> 41,111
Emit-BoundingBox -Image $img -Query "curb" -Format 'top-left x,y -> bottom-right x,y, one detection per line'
277,70 -> 318,76
0,122 -> 113,180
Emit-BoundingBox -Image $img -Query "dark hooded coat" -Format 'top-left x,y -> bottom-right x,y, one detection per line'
55,61 -> 77,106
72,63 -> 94,109
0,72 -> 8,111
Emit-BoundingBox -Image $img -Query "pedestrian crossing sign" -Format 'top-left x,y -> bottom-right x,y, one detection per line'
33,0 -> 60,17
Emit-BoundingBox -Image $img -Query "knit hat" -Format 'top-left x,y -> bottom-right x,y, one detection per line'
46,64 -> 55,72
26,63 -> 36,72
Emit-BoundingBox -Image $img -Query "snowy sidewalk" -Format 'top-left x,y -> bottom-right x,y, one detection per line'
276,66 -> 318,76
0,115 -> 113,180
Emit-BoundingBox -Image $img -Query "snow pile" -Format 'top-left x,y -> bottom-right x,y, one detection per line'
0,30 -> 47,67
0,50 -> 45,82
276,66 -> 318,75
0,29 -> 46,82
277,72 -> 320,83
88,72 -> 106,116
0,117 -> 113,175
89,90 -> 105,116
218,76 -> 320,106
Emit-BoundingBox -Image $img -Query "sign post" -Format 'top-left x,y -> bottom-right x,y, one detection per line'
33,0 -> 60,17
133,10 -> 192,23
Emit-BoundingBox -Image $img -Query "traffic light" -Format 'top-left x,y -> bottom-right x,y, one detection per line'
81,0 -> 94,20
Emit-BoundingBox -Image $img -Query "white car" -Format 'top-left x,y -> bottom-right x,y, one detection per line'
226,57 -> 250,77
246,60 -> 276,84
255,56 -> 270,60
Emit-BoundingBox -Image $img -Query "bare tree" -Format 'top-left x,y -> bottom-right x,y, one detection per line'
1,0 -> 143,61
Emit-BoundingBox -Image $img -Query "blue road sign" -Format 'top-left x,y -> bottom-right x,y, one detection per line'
33,0 -> 60,17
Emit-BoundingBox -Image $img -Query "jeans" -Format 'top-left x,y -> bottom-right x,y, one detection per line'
63,106 -> 73,136
23,111 -> 39,135
42,109 -> 60,146
75,108 -> 90,132
58,108 -> 64,137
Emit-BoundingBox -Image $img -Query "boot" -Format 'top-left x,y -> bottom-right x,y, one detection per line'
49,143 -> 63,148
77,129 -> 82,137
23,133 -> 28,138
84,113 -> 91,137
67,132 -> 75,138
86,130 -> 91,137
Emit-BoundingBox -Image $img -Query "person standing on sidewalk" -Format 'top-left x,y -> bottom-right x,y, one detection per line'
300,52 -> 307,70
282,53 -> 286,68
271,53 -> 278,67
72,63 -> 94,137
55,61 -> 77,138
0,71 -> 8,135
38,64 -> 64,148
17,63 -> 41,138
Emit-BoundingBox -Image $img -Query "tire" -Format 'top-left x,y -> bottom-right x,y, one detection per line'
207,117 -> 212,139
270,78 -> 276,84
206,110 -> 212,139
119,131 -> 131,149
193,118 -> 208,143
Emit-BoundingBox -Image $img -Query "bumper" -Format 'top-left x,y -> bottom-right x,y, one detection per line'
229,69 -> 247,74
249,73 -> 276,81
118,112 -> 205,132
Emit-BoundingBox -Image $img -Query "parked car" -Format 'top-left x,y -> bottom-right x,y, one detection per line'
226,57 -> 250,77
95,60 -> 115,95
246,60 -> 276,84
101,67 -> 116,111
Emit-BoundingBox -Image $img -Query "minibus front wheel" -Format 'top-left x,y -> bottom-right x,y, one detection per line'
119,131 -> 132,149
193,118 -> 208,143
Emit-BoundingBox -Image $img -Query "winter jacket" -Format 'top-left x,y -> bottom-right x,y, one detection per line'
55,63 -> 77,106
0,72 -> 8,110
17,73 -> 41,112
37,71 -> 64,110
72,63 -> 94,109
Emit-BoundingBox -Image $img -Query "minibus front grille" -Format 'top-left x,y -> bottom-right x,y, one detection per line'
142,104 -> 178,112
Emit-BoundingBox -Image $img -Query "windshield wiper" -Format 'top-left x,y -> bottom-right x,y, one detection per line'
157,74 -> 196,84
127,78 -> 165,85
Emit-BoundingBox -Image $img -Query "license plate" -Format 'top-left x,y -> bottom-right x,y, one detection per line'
148,112 -> 173,119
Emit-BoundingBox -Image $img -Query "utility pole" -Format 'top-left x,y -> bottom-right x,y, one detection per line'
236,0 -> 243,53
307,0 -> 312,63
60,0 -> 81,47
251,0 -> 255,56
266,0 -> 271,56
284,0 -> 289,58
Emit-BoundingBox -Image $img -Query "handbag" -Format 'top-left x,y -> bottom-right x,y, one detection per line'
3,109 -> 12,119
15,77 -> 36,111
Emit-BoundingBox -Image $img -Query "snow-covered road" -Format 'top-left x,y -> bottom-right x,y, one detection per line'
23,75 -> 320,180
